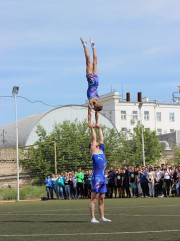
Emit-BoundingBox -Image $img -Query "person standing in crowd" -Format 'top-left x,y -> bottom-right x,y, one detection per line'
64,173 -> 71,199
75,167 -> 84,198
172,166 -> 180,197
105,170 -> 109,198
107,166 -> 116,198
115,168 -> 124,198
140,166 -> 149,197
176,166 -> 180,196
55,174 -> 65,199
163,168 -> 171,197
69,172 -> 76,199
136,169 -> 143,197
87,170 -> 93,198
114,169 -> 118,198
83,170 -> 89,198
89,124 -> 111,223
51,173 -> 57,197
147,166 -> 155,198
155,166 -> 164,197
129,166 -> 136,197
123,166 -> 131,198
44,175 -> 54,199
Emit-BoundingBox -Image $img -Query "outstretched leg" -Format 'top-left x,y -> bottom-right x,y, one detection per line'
90,38 -> 98,75
80,37 -> 92,74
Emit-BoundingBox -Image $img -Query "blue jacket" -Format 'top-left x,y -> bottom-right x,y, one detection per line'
140,171 -> 148,183
44,178 -> 54,188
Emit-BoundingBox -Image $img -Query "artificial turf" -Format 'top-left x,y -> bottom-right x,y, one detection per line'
0,198 -> 179,241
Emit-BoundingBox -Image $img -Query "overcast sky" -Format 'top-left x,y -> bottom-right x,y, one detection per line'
0,0 -> 180,126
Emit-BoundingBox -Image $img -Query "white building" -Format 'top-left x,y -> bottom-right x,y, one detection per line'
97,91 -> 180,136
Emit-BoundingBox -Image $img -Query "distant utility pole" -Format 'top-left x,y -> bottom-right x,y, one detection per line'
1,129 -> 7,146
137,92 -> 145,167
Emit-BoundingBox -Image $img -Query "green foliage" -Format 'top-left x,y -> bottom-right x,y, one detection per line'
103,128 -> 125,167
0,185 -> 45,200
172,146 -> 180,166
0,188 -> 17,200
20,144 -> 52,180
126,124 -> 163,166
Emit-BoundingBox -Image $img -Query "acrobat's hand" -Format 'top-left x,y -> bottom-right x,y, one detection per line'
95,124 -> 101,129
89,123 -> 95,128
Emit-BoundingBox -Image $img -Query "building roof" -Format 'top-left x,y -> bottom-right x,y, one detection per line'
0,105 -> 116,148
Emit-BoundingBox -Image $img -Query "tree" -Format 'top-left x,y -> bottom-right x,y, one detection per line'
172,146 -> 180,166
103,127 -> 125,167
128,124 -> 163,166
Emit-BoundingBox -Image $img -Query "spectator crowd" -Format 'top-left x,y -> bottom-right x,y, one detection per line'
44,164 -> 180,200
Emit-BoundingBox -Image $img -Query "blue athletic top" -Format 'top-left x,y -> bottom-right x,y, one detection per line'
86,73 -> 99,100
91,143 -> 106,178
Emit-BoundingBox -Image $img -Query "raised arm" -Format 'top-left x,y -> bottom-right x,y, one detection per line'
91,127 -> 97,145
95,110 -> 99,125
96,124 -> 104,143
88,105 -> 92,127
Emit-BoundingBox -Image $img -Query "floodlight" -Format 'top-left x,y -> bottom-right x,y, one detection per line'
12,86 -> 19,96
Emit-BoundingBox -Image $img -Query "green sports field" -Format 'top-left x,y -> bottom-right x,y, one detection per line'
0,198 -> 180,241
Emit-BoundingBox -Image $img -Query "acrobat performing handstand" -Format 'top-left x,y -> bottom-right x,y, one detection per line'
80,37 -> 103,127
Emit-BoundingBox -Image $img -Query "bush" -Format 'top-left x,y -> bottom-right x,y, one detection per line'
0,185 -> 46,200
0,188 -> 17,200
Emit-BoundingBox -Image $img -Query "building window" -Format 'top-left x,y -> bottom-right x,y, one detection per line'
132,111 -> 138,120
169,113 -> 175,122
144,111 -> 149,121
156,112 -> 161,122
121,127 -> 127,136
157,129 -> 162,135
170,129 -> 175,133
121,111 -> 126,120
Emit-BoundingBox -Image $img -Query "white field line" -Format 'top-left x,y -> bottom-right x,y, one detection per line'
0,213 -> 180,217
0,230 -> 180,237
1,204 -> 180,214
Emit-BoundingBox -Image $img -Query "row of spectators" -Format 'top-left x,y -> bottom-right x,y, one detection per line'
44,164 -> 180,200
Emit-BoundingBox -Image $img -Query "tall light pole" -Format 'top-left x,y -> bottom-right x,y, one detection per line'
138,102 -> 145,166
12,86 -> 20,201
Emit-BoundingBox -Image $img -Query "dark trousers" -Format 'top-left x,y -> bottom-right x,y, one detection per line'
83,183 -> 88,198
164,179 -> 171,196
155,180 -> 163,196
141,182 -> 149,197
108,183 -> 114,198
76,182 -> 83,198
125,185 -> 131,197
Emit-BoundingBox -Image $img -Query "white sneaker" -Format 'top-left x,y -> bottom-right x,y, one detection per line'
90,38 -> 95,48
91,218 -> 100,223
99,217 -> 111,222
80,37 -> 87,47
